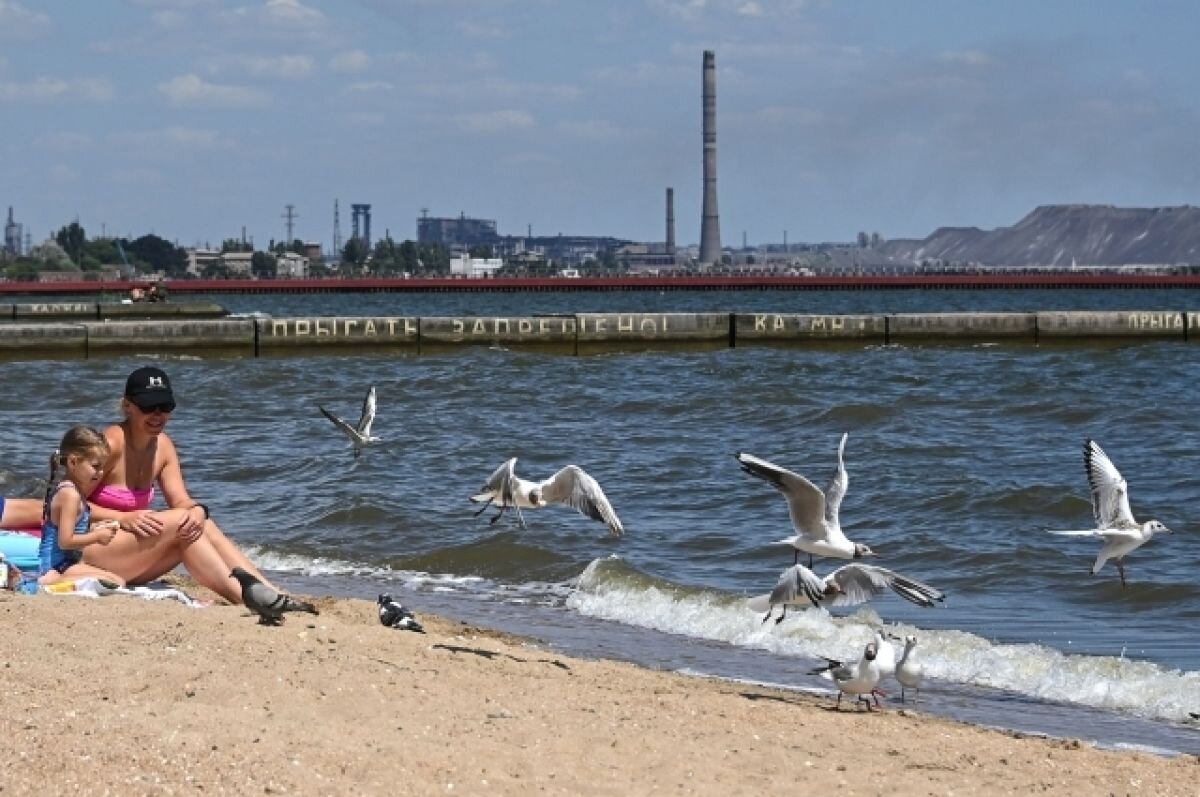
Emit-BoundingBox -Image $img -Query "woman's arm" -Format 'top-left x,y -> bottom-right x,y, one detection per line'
156,435 -> 207,541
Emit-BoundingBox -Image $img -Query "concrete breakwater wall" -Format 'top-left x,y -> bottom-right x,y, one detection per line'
0,301 -> 228,321
0,311 -> 1195,358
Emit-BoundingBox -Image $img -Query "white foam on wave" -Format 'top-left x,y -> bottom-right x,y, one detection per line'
566,557 -> 1200,723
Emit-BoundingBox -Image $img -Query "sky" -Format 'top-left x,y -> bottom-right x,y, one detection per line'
3,0 -> 1200,252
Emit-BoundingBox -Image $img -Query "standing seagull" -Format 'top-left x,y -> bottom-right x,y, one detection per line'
809,641 -> 883,711
1046,439 -> 1171,587
470,457 -> 624,537
318,385 -> 380,459
748,561 -> 944,624
230,568 -> 319,625
736,433 -> 875,567
895,635 -> 923,704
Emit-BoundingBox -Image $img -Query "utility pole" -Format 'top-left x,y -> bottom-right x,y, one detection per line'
282,204 -> 298,247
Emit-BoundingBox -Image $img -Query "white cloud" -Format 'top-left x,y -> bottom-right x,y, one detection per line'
114,126 -> 234,151
457,21 -> 509,39
49,164 -> 77,182
0,0 -> 51,40
652,0 -> 807,22
0,76 -> 113,104
557,119 -> 622,139
737,2 -> 763,16
158,74 -> 267,107
230,54 -> 315,79
222,0 -> 326,31
454,109 -> 536,134
330,50 -> 370,73
941,50 -> 992,67
42,132 -> 93,151
151,10 -> 188,29
344,80 -> 393,94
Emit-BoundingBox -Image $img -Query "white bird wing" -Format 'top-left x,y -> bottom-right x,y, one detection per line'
1084,439 -> 1136,528
769,564 -> 827,608
538,465 -> 624,536
482,457 -> 518,500
318,404 -> 362,443
824,432 -> 849,526
735,452 -> 828,539
356,386 -> 377,437
827,563 -> 945,608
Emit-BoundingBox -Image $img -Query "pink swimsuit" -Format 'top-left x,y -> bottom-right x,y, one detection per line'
90,484 -> 155,511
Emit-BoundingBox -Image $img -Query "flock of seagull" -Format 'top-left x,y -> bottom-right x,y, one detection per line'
317,386 -> 1172,711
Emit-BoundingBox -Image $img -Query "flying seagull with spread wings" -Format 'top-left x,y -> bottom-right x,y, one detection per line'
736,433 -> 875,567
470,457 -> 624,537
748,561 -> 945,624
1046,439 -> 1171,587
318,385 -> 380,459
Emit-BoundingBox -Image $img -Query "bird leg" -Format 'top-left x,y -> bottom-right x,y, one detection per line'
870,688 -> 886,707
1117,560 -> 1128,588
835,692 -> 843,710
859,695 -> 874,712
774,606 -> 788,625
807,552 -> 814,569
900,687 -> 906,703
792,549 -> 799,565
472,498 -> 494,517
489,505 -> 508,525
760,608 -> 774,625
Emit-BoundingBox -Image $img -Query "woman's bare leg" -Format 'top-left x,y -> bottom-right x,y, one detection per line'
203,517 -> 278,592
83,526 -> 183,583
57,564 -> 126,586
0,498 -> 42,528
176,534 -> 244,604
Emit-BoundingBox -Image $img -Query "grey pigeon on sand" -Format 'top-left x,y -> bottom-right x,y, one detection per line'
230,567 -> 319,625
378,593 -> 424,633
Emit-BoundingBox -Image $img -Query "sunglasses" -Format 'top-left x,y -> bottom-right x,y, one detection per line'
137,401 -> 176,414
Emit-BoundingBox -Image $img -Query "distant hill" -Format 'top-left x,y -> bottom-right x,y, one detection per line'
878,205 -> 1200,266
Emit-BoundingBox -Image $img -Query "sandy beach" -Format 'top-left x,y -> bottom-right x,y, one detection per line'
1,582 -> 1195,796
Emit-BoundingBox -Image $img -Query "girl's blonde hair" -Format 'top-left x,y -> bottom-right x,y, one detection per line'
43,425 -> 110,523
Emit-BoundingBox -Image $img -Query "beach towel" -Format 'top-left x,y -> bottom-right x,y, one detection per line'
43,577 -> 206,608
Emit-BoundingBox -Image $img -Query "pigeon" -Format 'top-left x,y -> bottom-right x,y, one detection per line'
318,385 -> 380,458
810,641 -> 883,711
736,434 -> 876,567
747,562 -> 945,624
895,634 -> 923,703
230,567 -> 319,625
1046,439 -> 1171,586
378,593 -> 424,633
470,457 -> 624,537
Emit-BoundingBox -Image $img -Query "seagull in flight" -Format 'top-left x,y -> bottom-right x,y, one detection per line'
1046,439 -> 1171,587
748,562 -> 945,624
318,386 -> 380,459
470,457 -> 624,537
736,433 -> 876,567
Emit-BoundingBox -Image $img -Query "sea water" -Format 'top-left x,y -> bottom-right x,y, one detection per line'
1,288 -> 1197,753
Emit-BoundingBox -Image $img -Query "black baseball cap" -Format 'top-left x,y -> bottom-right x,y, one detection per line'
124,366 -> 176,410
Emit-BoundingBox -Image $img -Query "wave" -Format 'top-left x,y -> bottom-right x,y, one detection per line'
566,556 -> 1200,723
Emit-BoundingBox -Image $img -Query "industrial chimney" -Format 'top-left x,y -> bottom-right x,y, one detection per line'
666,187 -> 676,256
699,50 -> 722,266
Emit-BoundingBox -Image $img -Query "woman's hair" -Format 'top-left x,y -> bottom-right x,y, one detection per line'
42,425 -> 110,523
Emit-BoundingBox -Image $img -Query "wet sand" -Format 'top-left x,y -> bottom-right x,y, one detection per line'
1,584 -> 1195,796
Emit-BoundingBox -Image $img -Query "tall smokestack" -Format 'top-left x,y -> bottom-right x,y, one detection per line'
666,187 -> 675,255
699,50 -> 721,265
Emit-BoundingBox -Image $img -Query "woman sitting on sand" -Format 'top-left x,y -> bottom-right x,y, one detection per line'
67,365 -> 277,604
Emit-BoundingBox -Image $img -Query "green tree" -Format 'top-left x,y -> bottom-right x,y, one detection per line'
128,234 -> 187,276
342,237 -> 367,266
55,221 -> 86,266
251,251 -> 277,278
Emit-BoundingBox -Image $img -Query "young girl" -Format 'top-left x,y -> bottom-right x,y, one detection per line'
37,426 -> 125,587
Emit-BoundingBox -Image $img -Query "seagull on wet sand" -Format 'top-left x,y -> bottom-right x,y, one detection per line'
230,568 -> 319,626
873,630 -> 897,680
810,641 -> 883,711
747,562 -> 945,624
1046,439 -> 1171,587
470,457 -> 624,537
318,385 -> 380,459
895,635 -> 923,703
736,434 -> 876,567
